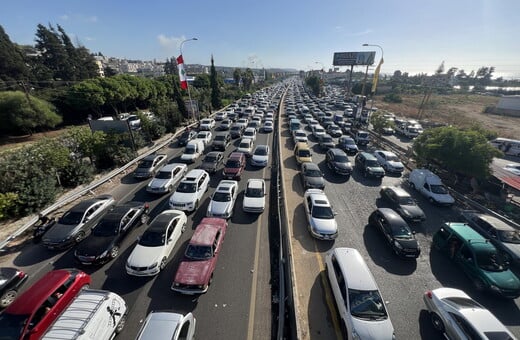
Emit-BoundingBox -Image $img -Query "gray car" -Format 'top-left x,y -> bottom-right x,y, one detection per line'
300,162 -> 325,190
212,132 -> 231,151
42,194 -> 116,250
199,152 -> 224,174
133,154 -> 168,179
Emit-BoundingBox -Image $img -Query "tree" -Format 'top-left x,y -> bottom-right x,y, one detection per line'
193,74 -> 210,88
370,111 -> 394,133
233,68 -> 242,87
413,126 -> 501,179
104,66 -> 118,77
0,25 -> 30,84
242,68 -> 254,91
305,75 -> 322,97
0,91 -> 62,136
210,55 -> 222,109
34,24 -> 69,80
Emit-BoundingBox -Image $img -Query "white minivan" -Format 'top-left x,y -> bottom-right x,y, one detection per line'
325,248 -> 395,339
41,289 -> 127,340
408,169 -> 455,206
180,140 -> 205,163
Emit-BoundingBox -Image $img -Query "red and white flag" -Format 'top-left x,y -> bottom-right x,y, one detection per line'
177,55 -> 188,90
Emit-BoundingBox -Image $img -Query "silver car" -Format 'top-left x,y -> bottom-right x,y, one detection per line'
303,189 -> 337,240
423,287 -> 515,339
136,312 -> 196,340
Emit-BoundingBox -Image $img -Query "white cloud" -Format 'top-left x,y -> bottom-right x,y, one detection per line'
157,34 -> 186,53
60,14 -> 69,21
85,37 -> 95,41
347,29 -> 373,36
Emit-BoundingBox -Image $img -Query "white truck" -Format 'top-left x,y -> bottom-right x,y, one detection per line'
408,169 -> 455,206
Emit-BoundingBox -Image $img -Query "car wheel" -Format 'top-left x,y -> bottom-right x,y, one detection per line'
363,170 -> 368,178
428,197 -> 435,204
181,222 -> 186,233
0,290 -> 18,308
115,314 -> 127,334
473,278 -> 486,291
140,213 -> 149,225
110,246 -> 119,259
209,273 -> 214,285
430,313 -> 445,332
409,182 -> 416,190
74,231 -> 86,243
160,257 -> 167,270
195,200 -> 200,210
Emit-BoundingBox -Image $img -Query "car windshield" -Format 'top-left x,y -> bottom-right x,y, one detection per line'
246,187 -> 264,197
197,133 -> 207,139
366,160 -> 380,167
311,206 -> 334,219
498,230 -> 520,244
343,139 -> 356,145
239,142 -> 250,148
176,182 -> 197,193
139,230 -> 165,247
398,196 -> 415,205
296,132 -> 306,137
391,224 -> 413,239
322,137 -> 333,143
298,150 -> 311,157
0,313 -> 29,339
244,132 -> 254,137
431,184 -> 449,194
205,155 -> 218,163
138,160 -> 153,168
226,159 -> 240,168
334,155 -> 349,163
476,249 -> 509,272
185,244 -> 213,259
386,155 -> 400,162
348,289 -> 388,320
93,219 -> 119,236
180,132 -> 191,139
184,147 -> 196,154
155,171 -> 172,179
213,192 -> 231,202
305,169 -> 322,177
59,211 -> 83,225
231,127 -> 241,131
255,147 -> 268,155
215,135 -> 225,141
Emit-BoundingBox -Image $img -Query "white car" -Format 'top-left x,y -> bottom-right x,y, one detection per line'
237,138 -> 254,156
292,129 -> 308,144
206,180 -> 239,219
169,169 -> 210,212
126,210 -> 187,276
136,311 -> 196,340
236,118 -> 248,129
243,179 -> 266,213
146,163 -> 187,194
303,189 -> 338,240
263,121 -> 273,132
243,127 -> 257,142
504,163 -> 520,176
195,131 -> 212,147
373,150 -> 404,174
312,125 -> 326,138
199,118 -> 215,130
250,145 -> 269,167
214,112 -> 227,121
423,287 -> 515,339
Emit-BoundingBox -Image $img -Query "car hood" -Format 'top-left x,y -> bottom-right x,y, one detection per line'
367,166 -> 385,174
148,178 -> 170,189
181,153 -> 198,160
134,168 -> 152,175
201,162 -> 217,170
175,259 -> 213,285
252,155 -> 268,162
430,192 -> 455,204
387,161 -> 404,169
395,238 -> 418,249
351,316 -> 394,340
310,217 -> 337,234
306,176 -> 325,186
170,192 -> 197,204
76,235 -> 114,257
400,205 -> 425,219
482,268 -> 520,290
43,222 -> 78,242
127,244 -> 163,267
208,201 -> 232,215
502,242 -> 520,261
243,196 -> 264,209
333,162 -> 353,171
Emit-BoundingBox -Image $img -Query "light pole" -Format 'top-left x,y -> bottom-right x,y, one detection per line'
180,37 -> 198,121
362,43 -> 384,94
362,43 -> 384,118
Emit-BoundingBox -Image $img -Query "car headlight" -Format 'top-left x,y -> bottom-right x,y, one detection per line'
198,285 -> 205,289
394,240 -> 403,249
148,262 -> 158,269
98,250 -> 108,259
489,284 -> 500,292
401,209 -> 411,217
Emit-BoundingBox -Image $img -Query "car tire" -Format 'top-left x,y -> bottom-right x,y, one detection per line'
110,246 -> 119,259
409,182 -> 416,190
181,222 -> 186,233
115,314 -> 127,334
74,231 -> 86,243
430,313 -> 445,332
140,214 -> 149,225
0,289 -> 18,308
160,257 -> 167,270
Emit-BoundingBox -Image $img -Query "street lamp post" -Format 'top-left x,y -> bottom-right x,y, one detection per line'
362,43 -> 384,112
180,37 -> 198,121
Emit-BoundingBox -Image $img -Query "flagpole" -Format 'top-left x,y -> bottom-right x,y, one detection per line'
362,43 -> 384,112
180,37 -> 198,122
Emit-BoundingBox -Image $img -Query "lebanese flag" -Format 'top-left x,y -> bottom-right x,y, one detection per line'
177,55 -> 188,90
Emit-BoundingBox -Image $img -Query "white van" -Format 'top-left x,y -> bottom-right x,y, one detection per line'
490,138 -> 520,157
41,289 -> 127,340
180,140 -> 205,163
408,169 -> 455,206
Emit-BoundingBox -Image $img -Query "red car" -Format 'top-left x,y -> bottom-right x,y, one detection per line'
171,218 -> 227,294
223,152 -> 246,180
0,269 -> 91,340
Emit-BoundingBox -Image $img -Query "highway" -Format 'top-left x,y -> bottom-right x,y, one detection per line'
281,82 -> 520,339
0,92 -> 280,339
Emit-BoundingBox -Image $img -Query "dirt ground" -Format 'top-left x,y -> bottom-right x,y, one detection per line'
376,94 -> 520,139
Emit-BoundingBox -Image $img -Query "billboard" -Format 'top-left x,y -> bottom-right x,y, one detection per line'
333,51 -> 376,66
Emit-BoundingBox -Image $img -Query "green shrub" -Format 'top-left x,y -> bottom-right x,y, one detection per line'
60,161 -> 94,188
0,192 -> 19,220
383,93 -> 403,103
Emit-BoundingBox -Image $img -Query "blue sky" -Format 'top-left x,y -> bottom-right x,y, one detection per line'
2,0 -> 519,78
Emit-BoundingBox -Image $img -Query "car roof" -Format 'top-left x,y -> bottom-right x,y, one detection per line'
102,202 -> 143,220
190,218 -> 226,246
376,208 -> 407,224
306,190 -> 330,205
143,154 -> 164,161
139,311 -> 183,339
303,162 -> 320,171
331,248 -> 378,290
328,148 -> 346,156
70,196 -> 111,212
229,152 -> 244,159
148,210 -> 182,232
471,213 -> 517,231
384,186 -> 411,198
360,152 -> 377,160
445,223 -> 496,251
247,179 -> 264,188
216,180 -> 237,191
458,308 -> 510,334
5,269 -> 77,314
183,169 -> 206,181
159,163 -> 185,172
206,151 -> 222,157
375,150 -> 396,156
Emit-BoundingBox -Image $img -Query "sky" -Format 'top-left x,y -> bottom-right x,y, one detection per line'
2,0 -> 520,79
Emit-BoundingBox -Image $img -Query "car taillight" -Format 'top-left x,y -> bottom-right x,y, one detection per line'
17,271 -> 26,278
425,290 -> 432,299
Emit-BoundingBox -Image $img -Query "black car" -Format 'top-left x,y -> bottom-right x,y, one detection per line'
74,201 -> 149,265
0,268 -> 28,308
368,208 -> 420,258
355,152 -> 385,178
177,129 -> 197,147
199,151 -> 224,174
230,125 -> 244,139
318,134 -> 335,150
379,186 -> 426,223
212,132 -> 231,151
325,148 -> 352,176
337,136 -> 358,155
300,162 -> 325,190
